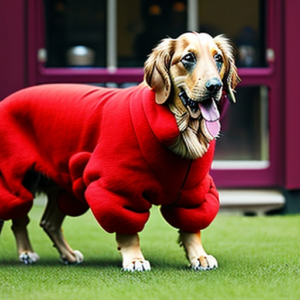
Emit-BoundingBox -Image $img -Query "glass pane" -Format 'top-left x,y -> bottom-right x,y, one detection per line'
43,0 -> 266,68
44,0 -> 107,67
197,0 -> 266,68
214,86 -> 269,165
117,0 -> 187,67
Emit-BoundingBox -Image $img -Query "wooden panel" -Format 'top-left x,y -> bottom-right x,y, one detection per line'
284,0 -> 300,189
0,0 -> 25,100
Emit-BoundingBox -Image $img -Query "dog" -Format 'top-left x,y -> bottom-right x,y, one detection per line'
0,32 -> 239,271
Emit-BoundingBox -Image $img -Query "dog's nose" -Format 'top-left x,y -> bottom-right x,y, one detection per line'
206,78 -> 222,93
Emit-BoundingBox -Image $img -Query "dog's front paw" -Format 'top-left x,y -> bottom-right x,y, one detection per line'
19,251 -> 40,265
191,255 -> 218,271
123,260 -> 151,272
60,250 -> 84,265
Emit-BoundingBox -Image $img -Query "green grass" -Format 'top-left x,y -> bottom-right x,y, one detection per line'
0,205 -> 299,300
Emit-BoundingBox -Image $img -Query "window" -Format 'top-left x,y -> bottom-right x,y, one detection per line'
43,0 -> 265,69
44,0 -> 107,67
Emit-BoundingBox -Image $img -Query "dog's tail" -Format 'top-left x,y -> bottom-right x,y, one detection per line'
0,220 -> 4,235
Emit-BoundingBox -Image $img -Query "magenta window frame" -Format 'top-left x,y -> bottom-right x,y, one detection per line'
26,0 -> 284,188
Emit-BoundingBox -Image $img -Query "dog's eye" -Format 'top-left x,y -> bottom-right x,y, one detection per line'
181,53 -> 196,70
214,53 -> 223,63
182,53 -> 196,62
214,53 -> 223,72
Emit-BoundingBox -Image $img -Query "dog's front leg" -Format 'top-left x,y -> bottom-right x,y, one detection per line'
179,230 -> 218,270
116,233 -> 151,271
11,215 -> 40,264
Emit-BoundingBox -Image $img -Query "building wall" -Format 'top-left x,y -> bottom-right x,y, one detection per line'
284,0 -> 300,189
0,1 -> 26,100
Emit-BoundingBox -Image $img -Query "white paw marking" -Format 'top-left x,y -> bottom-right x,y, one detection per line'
191,255 -> 218,271
60,250 -> 84,265
73,250 -> 84,263
123,260 -> 151,272
19,252 -> 40,264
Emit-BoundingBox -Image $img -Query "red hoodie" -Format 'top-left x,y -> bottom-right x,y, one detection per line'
0,84 -> 219,234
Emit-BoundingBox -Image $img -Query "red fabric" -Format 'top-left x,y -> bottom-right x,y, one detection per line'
0,84 -> 219,233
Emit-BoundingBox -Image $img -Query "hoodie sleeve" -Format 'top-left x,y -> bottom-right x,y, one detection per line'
160,141 -> 219,233
160,174 -> 219,232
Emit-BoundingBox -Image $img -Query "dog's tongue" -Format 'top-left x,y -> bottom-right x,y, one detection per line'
199,99 -> 220,138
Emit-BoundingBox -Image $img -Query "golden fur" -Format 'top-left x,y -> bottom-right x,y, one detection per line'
144,32 -> 240,159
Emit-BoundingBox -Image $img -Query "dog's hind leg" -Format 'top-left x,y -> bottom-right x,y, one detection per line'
116,233 -> 151,271
11,215 -> 40,264
40,189 -> 83,264
179,230 -> 218,271
0,169 -> 40,264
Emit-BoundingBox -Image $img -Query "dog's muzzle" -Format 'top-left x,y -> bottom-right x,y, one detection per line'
179,89 -> 221,138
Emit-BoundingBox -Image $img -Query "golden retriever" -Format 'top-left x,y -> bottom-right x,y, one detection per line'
0,32 -> 239,271
144,32 -> 240,159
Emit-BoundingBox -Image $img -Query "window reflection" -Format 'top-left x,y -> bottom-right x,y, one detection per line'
118,0 -> 266,67
44,0 -> 106,67
44,0 -> 266,68
117,0 -> 187,67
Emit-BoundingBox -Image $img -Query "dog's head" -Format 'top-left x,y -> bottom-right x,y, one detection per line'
144,32 -> 240,159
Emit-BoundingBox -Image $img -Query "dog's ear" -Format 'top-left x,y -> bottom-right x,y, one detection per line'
144,38 -> 176,104
214,35 -> 241,103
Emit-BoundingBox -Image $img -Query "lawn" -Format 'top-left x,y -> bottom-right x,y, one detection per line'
0,204 -> 299,300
